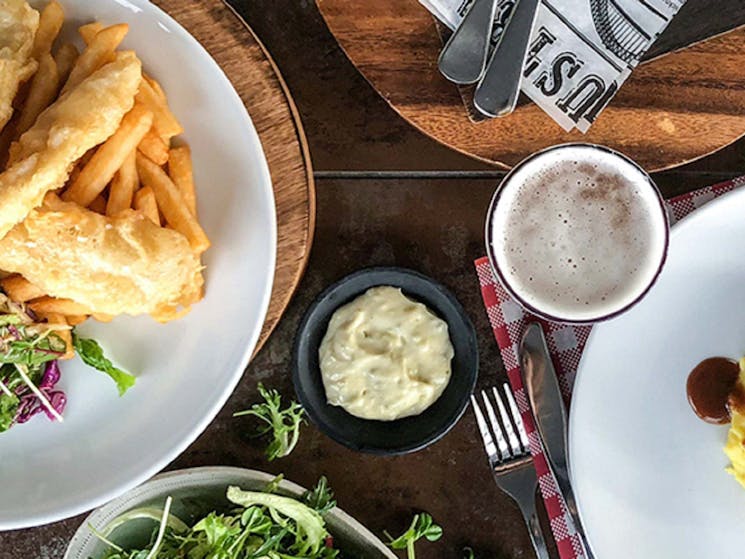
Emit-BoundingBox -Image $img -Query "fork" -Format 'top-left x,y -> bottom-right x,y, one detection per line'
471,384 -> 550,559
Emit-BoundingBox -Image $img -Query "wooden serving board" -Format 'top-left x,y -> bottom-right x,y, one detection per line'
155,0 -> 315,355
317,0 -> 745,171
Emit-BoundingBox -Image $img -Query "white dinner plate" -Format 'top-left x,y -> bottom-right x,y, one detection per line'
570,185 -> 745,557
0,0 -> 276,529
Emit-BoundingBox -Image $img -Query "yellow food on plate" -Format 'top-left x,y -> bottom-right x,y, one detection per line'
0,0 -> 39,132
0,273 -> 44,302
0,0 -> 209,335
0,197 -> 204,320
29,0 -> 63,62
60,23 -> 129,94
9,51 -> 140,163
725,358 -> 745,489
62,103 -> 153,206
0,51 -> 140,238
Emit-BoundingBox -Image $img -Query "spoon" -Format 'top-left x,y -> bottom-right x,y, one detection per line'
438,0 -> 498,84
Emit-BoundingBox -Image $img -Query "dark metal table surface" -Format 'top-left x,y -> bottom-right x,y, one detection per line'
4,1 -> 745,558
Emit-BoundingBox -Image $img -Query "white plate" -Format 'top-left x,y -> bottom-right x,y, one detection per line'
570,186 -> 745,557
0,0 -> 276,529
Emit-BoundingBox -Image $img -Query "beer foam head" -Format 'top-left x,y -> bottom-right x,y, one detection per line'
488,144 -> 668,322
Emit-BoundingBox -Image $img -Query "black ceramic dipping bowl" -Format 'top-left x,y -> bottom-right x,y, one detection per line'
292,267 -> 479,455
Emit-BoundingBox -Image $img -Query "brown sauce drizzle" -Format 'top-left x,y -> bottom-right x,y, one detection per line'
687,358 -> 739,424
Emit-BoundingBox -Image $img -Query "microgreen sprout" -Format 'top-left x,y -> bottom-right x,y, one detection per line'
385,513 -> 443,559
234,383 -> 305,461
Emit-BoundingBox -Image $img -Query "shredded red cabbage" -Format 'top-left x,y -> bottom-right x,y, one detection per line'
15,361 -> 66,424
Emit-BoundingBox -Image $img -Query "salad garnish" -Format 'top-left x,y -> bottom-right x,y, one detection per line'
233,383 -> 305,461
0,290 -> 134,433
73,333 -> 136,396
385,512 -> 444,559
95,476 -> 341,558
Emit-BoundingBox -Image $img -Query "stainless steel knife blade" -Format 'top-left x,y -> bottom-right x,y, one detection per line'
520,322 -> 596,559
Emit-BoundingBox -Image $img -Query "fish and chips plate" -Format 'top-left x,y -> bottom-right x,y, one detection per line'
0,0 -> 276,529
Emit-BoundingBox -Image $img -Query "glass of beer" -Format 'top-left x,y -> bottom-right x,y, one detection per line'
485,143 -> 669,324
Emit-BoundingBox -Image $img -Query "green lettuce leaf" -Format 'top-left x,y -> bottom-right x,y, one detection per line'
72,333 -> 135,396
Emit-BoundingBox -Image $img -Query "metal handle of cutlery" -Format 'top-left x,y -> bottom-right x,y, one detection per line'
521,323 -> 596,559
473,0 -> 540,117
438,0 -> 497,84
517,491 -> 551,559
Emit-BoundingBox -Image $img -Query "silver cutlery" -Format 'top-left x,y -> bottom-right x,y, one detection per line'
438,0 -> 498,84
471,384 -> 550,559
473,0 -> 540,117
520,322 -> 596,559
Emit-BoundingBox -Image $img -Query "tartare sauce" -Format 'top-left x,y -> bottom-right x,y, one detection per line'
319,286 -> 454,421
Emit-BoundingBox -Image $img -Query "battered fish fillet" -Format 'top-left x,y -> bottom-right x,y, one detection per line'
0,0 -> 38,133
0,51 -> 141,239
0,198 -> 204,321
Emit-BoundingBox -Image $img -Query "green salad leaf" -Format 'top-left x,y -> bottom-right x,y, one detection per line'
72,333 -> 135,396
96,477 -> 341,559
385,513 -> 443,559
303,475 -> 337,516
0,391 -> 19,432
0,329 -> 66,367
234,383 -> 305,461
226,486 -> 327,555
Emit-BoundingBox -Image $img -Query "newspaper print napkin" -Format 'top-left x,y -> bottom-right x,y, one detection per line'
420,0 -> 686,132
474,174 -> 745,558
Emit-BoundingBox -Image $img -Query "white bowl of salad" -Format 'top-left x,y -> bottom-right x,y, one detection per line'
64,467 -> 397,559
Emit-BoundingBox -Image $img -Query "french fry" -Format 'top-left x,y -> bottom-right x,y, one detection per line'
135,78 -> 183,140
64,315 -> 88,326
31,0 -> 64,61
91,313 -> 114,322
15,53 -> 60,136
65,164 -> 81,191
89,194 -> 107,214
42,191 -> 64,209
0,125 -> 12,168
29,297 -> 92,316
106,149 -> 138,215
62,23 -> 128,94
62,104 -> 153,207
0,275 -> 46,302
78,22 -> 103,45
137,128 -> 168,165
168,145 -> 196,216
136,153 -> 210,253
77,147 -> 96,168
133,185 -> 160,225
143,74 -> 166,101
53,43 -> 79,85
42,312 -> 74,360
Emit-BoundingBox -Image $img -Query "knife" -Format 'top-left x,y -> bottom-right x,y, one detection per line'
473,0 -> 540,117
520,322 -> 596,559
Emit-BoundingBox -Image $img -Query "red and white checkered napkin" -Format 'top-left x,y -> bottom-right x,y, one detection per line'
473,174 -> 745,559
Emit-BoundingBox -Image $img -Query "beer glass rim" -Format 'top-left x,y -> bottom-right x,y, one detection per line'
484,142 -> 670,325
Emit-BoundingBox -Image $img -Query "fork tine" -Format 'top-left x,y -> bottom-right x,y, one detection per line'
503,382 -> 530,451
470,395 -> 498,463
492,386 -> 522,456
481,390 -> 510,459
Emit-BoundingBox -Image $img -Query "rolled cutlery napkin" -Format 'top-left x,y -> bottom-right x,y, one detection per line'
420,0 -> 686,132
